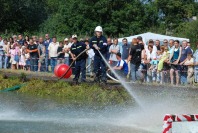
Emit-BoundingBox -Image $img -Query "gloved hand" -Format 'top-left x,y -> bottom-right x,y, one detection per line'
93,44 -> 100,50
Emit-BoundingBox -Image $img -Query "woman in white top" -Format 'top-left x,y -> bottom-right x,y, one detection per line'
145,45 -> 157,82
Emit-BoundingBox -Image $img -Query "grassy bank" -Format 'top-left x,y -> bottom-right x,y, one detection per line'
0,72 -> 131,105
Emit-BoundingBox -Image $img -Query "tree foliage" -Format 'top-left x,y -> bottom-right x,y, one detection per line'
0,0 -> 198,39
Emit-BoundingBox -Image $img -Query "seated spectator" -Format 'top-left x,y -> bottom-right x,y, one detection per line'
184,54 -> 194,84
109,38 -> 120,66
57,41 -> 65,64
112,53 -> 128,78
169,40 -> 182,86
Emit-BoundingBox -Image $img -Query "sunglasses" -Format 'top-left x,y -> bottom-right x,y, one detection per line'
163,42 -> 168,43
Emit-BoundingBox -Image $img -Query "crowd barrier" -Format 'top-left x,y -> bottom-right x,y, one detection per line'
1,56 -> 198,84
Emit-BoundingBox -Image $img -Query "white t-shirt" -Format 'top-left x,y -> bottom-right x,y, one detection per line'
87,49 -> 95,59
109,44 -> 120,61
63,43 -> 72,57
48,42 -> 59,57
146,49 -> 157,60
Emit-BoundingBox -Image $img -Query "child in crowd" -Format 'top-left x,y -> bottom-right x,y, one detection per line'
9,45 -> 17,70
25,48 -> 30,71
184,54 -> 194,84
14,42 -> 21,69
19,46 -> 26,70
157,46 -> 170,71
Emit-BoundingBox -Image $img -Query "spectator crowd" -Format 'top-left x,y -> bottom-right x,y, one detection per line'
0,29 -> 198,86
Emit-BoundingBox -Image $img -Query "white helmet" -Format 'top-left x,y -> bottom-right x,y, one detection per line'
95,26 -> 103,32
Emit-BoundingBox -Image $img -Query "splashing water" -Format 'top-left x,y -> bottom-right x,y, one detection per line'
97,50 -> 143,107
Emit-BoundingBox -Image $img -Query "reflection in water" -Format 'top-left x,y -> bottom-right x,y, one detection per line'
0,85 -> 198,133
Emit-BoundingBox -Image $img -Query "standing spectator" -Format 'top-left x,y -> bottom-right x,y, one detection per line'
13,35 -> 17,43
187,42 -> 193,53
109,38 -> 120,66
155,40 -> 161,50
179,40 -> 193,85
18,34 -> 24,45
146,45 -> 157,82
163,39 -> 168,47
24,35 -> 30,44
90,26 -> 108,84
57,41 -> 65,64
38,37 -> 46,72
32,36 -> 38,45
48,36 -> 59,73
157,46 -> 170,71
169,40 -> 182,86
19,46 -> 26,70
63,38 -> 72,65
9,45 -> 17,70
27,38 -> 38,72
4,39 -> 10,69
184,54 -> 194,84
8,37 -> 14,46
168,39 -> 175,55
0,37 -> 4,69
193,42 -> 198,83
44,34 -> 52,72
127,38 -> 143,83
71,35 -> 88,83
121,38 -> 130,60
85,39 -> 95,76
106,38 -> 112,60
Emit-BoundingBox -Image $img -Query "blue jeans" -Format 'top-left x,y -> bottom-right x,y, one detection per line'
64,57 -> 69,65
50,57 -> 57,73
87,58 -> 92,73
45,54 -> 50,72
73,59 -> 86,82
30,57 -> 38,71
130,63 -> 140,82
0,52 -> 4,69
4,56 -> 10,69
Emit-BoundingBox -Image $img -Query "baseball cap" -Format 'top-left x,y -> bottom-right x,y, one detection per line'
72,34 -> 77,39
64,38 -> 68,41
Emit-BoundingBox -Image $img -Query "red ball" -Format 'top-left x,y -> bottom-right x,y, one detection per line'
54,64 -> 72,79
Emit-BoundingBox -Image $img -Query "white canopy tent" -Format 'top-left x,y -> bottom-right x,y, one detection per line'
118,32 -> 190,44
